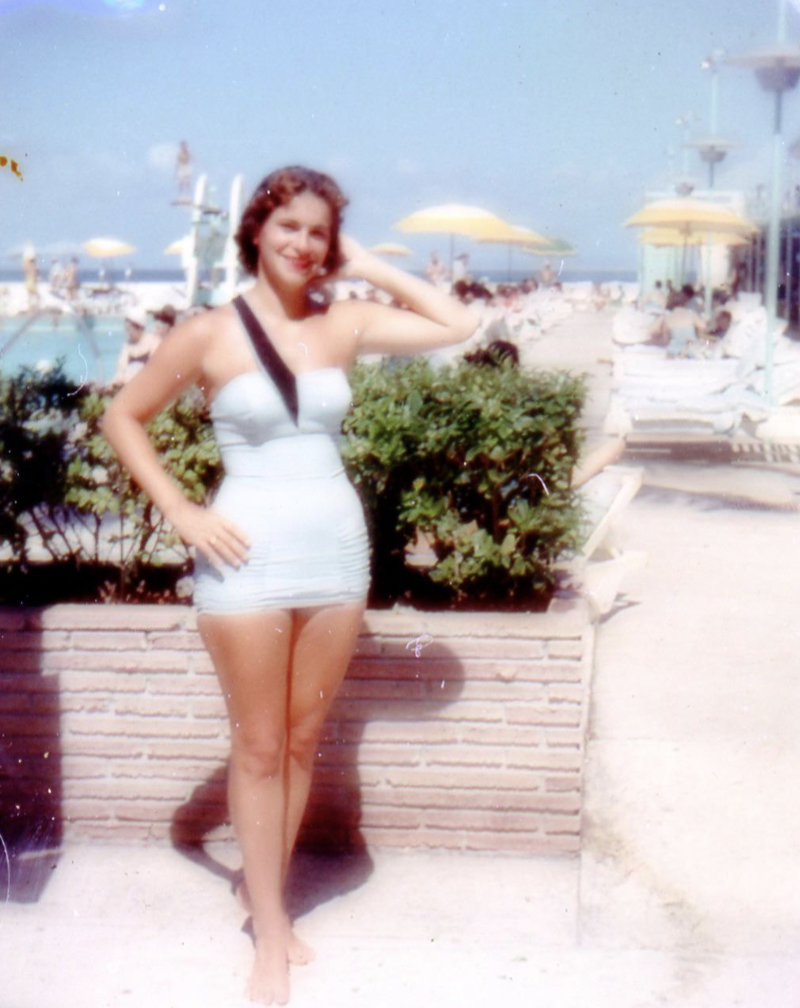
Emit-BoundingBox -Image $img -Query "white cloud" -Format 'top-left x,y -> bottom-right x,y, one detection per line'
147,141 -> 178,173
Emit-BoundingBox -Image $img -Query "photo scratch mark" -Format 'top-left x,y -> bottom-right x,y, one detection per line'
66,345 -> 89,396
0,156 -> 23,181
0,828 -> 10,920
405,634 -> 434,658
526,473 -> 550,495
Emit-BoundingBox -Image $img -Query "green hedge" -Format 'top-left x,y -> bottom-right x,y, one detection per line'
342,358 -> 585,607
0,358 -> 584,607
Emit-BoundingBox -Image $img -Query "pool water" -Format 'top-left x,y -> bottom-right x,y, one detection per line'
0,316 -> 127,386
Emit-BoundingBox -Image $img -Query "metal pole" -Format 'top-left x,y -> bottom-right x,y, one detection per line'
764,87 -> 784,402
761,0 -> 790,400
785,166 -> 794,325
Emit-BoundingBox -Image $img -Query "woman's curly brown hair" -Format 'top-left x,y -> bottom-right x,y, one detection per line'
235,166 -> 349,277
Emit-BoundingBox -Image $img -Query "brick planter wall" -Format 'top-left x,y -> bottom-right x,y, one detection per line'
0,600 -> 594,855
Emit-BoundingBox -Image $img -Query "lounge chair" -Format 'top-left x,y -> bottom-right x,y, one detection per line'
573,460 -> 647,618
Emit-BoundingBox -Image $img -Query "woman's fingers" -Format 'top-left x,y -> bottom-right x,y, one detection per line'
203,515 -> 250,569
171,501 -> 250,570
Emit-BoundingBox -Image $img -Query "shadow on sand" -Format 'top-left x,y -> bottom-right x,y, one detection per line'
170,639 -> 466,921
0,626 -> 63,904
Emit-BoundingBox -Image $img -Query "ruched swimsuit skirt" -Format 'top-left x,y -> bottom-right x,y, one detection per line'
193,366 -> 370,614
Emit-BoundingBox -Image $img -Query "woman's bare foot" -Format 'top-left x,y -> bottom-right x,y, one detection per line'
237,881 -> 316,966
285,928 -> 315,966
249,935 -> 290,1006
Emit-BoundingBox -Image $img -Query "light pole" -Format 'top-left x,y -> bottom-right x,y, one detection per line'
688,51 -> 735,189
674,114 -> 697,196
686,51 -> 736,315
727,2 -> 800,402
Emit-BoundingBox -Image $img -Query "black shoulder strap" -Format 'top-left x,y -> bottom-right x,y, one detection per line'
232,296 -> 298,424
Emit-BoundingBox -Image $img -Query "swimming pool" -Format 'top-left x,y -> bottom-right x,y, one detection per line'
0,316 -> 127,385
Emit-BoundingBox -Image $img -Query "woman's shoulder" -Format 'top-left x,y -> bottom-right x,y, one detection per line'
151,305 -> 233,369
174,304 -> 236,340
311,298 -> 367,366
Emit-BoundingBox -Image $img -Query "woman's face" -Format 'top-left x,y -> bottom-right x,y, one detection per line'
256,190 -> 333,288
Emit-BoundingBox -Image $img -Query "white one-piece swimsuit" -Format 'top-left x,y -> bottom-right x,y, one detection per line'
193,362 -> 370,614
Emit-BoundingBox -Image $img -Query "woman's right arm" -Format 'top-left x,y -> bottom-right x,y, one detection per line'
101,314 -> 250,569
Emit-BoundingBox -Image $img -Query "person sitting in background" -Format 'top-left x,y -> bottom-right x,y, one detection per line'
706,308 -> 732,340
452,278 -> 491,304
64,257 -> 80,301
48,258 -> 63,296
424,251 -> 447,287
539,261 -> 555,287
152,304 -> 178,340
112,305 -> 164,386
689,285 -> 704,312
22,252 -> 39,312
642,280 -> 667,314
452,252 -> 470,285
654,286 -> 706,357
464,339 -> 520,367
591,282 -> 608,311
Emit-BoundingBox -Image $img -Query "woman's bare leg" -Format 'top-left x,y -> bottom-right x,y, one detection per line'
283,601 -> 365,959
199,609 -> 293,1006
236,601 -> 366,965
285,601 -> 365,856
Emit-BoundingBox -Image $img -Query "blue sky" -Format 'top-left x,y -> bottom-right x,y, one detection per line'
2,0 -> 799,274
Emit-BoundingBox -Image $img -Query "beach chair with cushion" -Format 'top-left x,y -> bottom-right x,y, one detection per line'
573,463 -> 647,618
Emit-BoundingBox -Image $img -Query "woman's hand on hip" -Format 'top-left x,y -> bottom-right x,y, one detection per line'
168,499 -> 250,569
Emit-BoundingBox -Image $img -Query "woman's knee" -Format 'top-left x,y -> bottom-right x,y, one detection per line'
230,729 -> 286,779
288,718 -> 323,771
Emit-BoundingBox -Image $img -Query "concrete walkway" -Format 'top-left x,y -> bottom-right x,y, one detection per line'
4,310 -> 800,1007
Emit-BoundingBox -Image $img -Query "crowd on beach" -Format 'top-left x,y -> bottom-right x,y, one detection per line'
618,263 -> 768,362
2,245 -> 642,387
10,244 -> 759,391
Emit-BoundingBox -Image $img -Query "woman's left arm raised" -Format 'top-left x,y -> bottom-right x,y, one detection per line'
331,237 -> 478,356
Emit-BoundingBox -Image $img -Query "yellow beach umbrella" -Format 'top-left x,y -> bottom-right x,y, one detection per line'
394,203 -> 518,239
624,198 -> 756,237
479,223 -> 549,279
83,237 -> 136,258
639,227 -> 749,248
626,198 -> 755,285
479,223 -> 548,247
393,203 -> 521,268
369,241 -> 413,257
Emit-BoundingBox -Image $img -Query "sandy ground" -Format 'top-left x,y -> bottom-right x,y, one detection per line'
3,307 -> 800,1007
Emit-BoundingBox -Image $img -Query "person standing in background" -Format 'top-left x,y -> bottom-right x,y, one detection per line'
176,141 -> 192,201
22,248 -> 39,312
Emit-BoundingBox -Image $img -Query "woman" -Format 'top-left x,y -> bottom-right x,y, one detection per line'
653,284 -> 706,358
102,165 -> 476,1005
111,305 -> 164,386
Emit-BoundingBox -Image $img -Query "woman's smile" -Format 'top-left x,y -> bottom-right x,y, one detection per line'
258,191 -> 333,286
